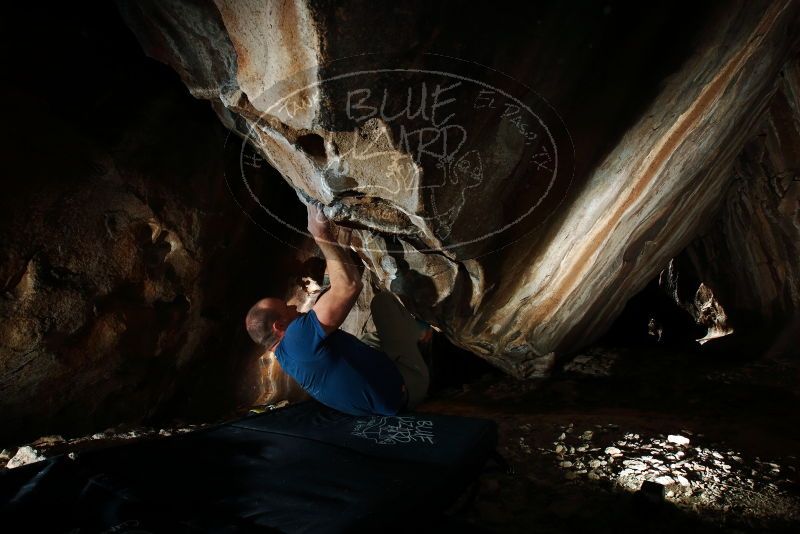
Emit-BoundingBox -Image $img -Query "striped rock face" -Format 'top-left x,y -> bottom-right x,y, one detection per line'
120,0 -> 800,377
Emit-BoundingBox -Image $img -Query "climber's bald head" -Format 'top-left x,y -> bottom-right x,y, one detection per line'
245,298 -> 299,349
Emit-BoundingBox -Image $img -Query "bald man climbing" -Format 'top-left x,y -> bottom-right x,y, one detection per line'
246,202 -> 430,416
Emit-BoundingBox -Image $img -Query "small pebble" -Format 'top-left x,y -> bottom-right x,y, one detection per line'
667,434 -> 690,446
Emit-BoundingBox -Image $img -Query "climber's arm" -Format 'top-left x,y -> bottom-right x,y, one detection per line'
307,203 -> 363,335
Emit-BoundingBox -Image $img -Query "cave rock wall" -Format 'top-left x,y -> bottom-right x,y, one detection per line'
119,0 -> 800,376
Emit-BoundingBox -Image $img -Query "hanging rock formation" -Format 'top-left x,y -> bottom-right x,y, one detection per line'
658,257 -> 734,346
119,0 -> 800,376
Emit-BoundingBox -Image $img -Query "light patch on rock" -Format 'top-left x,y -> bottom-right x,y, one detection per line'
6,446 -> 45,469
668,434 -> 691,446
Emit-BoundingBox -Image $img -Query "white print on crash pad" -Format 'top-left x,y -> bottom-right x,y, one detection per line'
351,416 -> 435,445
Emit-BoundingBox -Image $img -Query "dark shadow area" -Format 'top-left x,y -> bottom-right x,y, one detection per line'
0,3 -> 307,445
295,132 -> 327,163
600,266 -> 800,363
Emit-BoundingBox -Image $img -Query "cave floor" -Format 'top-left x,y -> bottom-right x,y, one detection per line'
420,344 -> 800,533
2,344 -> 798,532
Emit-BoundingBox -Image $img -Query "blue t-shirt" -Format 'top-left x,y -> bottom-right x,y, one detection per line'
274,310 -> 406,416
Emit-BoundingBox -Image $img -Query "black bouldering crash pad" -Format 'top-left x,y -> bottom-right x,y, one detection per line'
0,401 -> 497,533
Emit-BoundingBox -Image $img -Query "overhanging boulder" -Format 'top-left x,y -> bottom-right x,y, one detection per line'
119,0 -> 800,376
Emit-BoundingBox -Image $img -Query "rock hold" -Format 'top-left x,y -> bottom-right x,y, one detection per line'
6,446 -> 45,469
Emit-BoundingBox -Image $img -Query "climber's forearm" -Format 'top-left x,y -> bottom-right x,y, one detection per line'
307,203 -> 363,333
315,232 -> 363,292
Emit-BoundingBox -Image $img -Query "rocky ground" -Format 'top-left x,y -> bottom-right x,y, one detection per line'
0,424 -> 210,470
423,344 -> 800,533
2,344 -> 798,532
